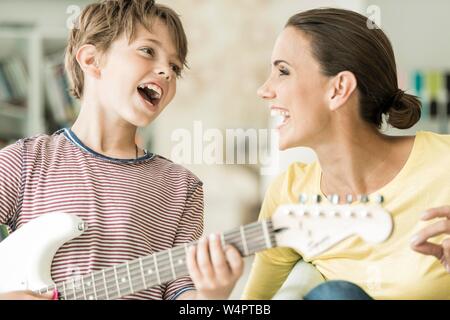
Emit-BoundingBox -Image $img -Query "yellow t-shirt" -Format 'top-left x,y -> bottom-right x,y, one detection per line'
242,131 -> 450,300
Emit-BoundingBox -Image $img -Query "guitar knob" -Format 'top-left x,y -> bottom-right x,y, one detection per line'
299,193 -> 308,204
374,194 -> 384,204
78,222 -> 87,231
346,194 -> 353,204
311,194 -> 322,204
358,194 -> 369,203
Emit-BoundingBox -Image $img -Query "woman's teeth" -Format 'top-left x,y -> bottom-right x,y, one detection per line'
271,109 -> 291,127
270,109 -> 290,117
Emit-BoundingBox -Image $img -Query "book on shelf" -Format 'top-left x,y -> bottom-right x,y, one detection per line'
0,224 -> 9,242
44,52 -> 79,127
0,56 -> 28,106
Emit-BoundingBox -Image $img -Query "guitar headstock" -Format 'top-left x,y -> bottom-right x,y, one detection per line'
272,194 -> 393,258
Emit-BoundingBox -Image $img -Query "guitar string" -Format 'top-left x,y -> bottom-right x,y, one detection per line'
59,239 -> 271,300
39,221 -> 274,299
56,227 -> 270,300
56,234 -> 270,300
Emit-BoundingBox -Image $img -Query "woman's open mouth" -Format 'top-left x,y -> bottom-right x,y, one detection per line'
137,83 -> 163,110
271,108 -> 291,129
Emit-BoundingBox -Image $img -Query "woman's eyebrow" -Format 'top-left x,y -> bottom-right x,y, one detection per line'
273,60 -> 291,67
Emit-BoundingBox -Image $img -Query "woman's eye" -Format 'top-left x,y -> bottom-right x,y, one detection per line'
279,67 -> 290,76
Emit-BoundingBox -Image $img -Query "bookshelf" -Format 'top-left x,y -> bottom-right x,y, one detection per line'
0,24 -> 77,148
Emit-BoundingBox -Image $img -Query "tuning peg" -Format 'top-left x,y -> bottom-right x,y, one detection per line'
346,194 -> 354,204
329,194 -> 340,205
311,194 -> 322,204
358,194 -> 369,203
299,193 -> 308,204
373,194 -> 384,204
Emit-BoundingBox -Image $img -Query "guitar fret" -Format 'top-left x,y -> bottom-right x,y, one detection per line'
168,250 -> 176,280
117,264 -> 133,296
91,273 -> 97,300
142,256 -> 155,286
139,257 -> 147,289
243,225 -> 256,254
71,278 -> 77,300
102,269 -> 109,300
153,253 -> 161,285
262,220 -> 272,249
172,246 -> 188,278
240,226 -> 249,256
82,274 -> 94,300
81,276 -> 88,300
113,265 -> 121,297
267,220 -> 277,247
126,261 -> 134,294
62,281 -> 67,300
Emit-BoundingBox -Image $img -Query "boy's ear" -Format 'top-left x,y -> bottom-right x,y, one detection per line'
327,71 -> 357,111
75,44 -> 101,78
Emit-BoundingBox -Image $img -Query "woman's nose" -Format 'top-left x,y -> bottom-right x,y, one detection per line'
257,80 -> 276,100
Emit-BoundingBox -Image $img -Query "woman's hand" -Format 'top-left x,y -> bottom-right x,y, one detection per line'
411,206 -> 450,273
186,233 -> 244,300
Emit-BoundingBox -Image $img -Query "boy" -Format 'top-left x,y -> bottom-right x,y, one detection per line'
0,0 -> 243,300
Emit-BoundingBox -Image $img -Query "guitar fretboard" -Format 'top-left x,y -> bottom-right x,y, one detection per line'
37,219 -> 277,300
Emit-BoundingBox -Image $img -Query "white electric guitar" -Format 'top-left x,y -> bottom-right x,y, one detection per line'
0,194 -> 392,300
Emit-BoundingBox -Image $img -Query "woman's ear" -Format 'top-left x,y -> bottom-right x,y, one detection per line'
328,71 -> 358,111
75,44 -> 101,78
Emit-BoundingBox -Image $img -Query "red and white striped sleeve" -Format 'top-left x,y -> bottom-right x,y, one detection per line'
0,141 -> 23,226
163,179 -> 204,300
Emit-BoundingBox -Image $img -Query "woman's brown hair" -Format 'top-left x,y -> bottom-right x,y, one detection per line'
287,8 -> 421,129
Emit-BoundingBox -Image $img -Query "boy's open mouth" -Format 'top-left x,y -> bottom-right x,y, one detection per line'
137,83 -> 163,107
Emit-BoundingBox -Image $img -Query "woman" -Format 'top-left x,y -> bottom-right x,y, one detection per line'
242,8 -> 450,299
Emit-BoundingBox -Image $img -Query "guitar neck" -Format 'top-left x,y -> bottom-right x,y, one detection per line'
39,219 -> 277,300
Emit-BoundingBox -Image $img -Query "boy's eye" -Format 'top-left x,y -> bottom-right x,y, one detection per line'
171,64 -> 182,77
140,47 -> 155,56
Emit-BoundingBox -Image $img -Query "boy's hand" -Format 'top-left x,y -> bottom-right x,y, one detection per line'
411,206 -> 450,273
186,233 -> 244,300
0,290 -> 55,300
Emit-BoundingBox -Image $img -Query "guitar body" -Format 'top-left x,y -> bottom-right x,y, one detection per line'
0,212 -> 84,294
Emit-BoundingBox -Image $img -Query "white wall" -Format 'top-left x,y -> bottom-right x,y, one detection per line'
369,0 -> 450,71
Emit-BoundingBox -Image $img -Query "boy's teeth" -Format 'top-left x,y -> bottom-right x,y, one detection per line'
146,84 -> 162,96
139,83 -> 162,99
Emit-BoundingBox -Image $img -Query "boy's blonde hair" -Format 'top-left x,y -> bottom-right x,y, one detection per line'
65,0 -> 188,99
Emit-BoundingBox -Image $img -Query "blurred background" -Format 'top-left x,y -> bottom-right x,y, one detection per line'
0,0 -> 449,298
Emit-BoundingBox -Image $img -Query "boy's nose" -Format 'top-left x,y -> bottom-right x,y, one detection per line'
154,66 -> 171,81
156,70 -> 170,81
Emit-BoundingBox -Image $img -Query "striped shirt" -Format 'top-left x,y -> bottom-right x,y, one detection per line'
0,128 -> 204,300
